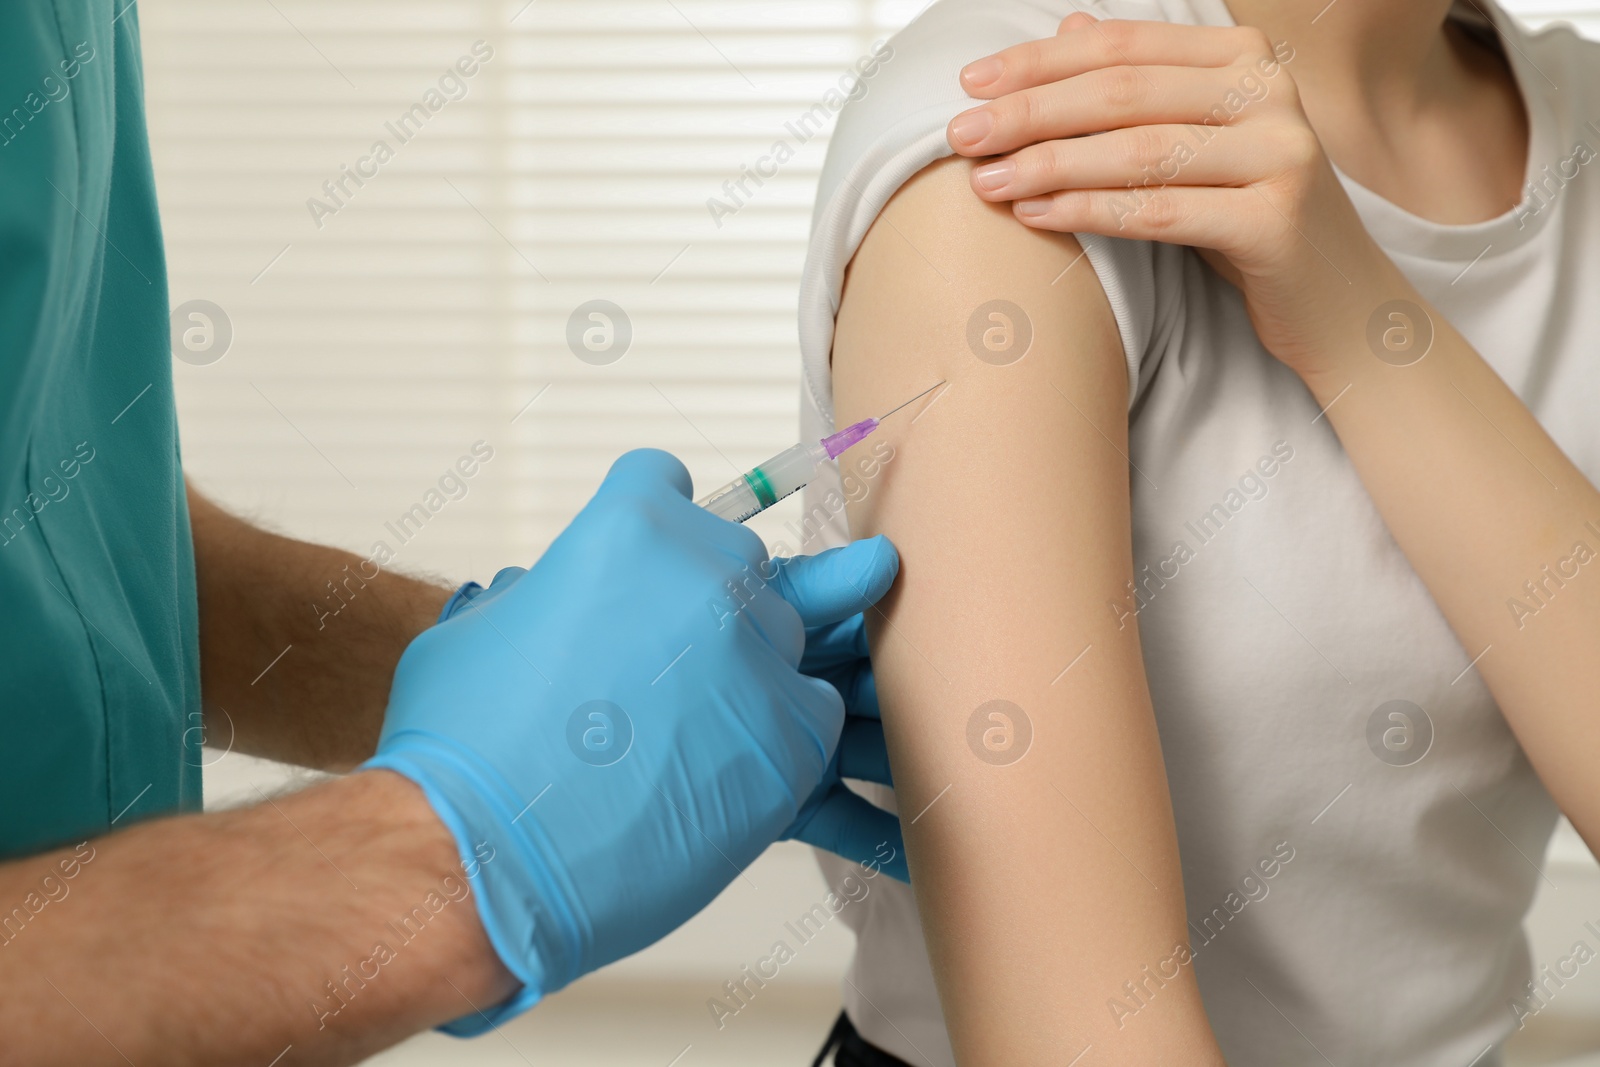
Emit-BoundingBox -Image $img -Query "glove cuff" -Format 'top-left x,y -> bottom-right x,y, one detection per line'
360,737 -> 584,1036
437,581 -> 485,624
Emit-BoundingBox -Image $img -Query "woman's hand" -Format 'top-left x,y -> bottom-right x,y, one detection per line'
946,14 -> 1409,379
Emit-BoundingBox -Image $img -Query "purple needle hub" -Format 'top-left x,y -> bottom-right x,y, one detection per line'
821,417 -> 878,459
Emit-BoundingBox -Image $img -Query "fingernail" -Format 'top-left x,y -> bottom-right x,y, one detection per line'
961,56 -> 1003,90
948,109 -> 994,148
972,159 -> 1015,192
1015,198 -> 1051,218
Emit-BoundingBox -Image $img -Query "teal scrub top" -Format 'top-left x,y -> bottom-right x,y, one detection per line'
1,1 -> 201,858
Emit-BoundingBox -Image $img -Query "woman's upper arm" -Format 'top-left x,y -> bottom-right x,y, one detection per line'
832,156 -> 1223,1063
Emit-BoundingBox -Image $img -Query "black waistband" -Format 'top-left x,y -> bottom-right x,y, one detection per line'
812,1011 -> 916,1067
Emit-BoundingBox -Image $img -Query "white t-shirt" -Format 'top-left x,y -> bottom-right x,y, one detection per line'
798,1 -> 1600,1063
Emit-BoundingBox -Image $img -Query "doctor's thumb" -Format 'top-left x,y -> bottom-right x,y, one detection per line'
770,535 -> 900,629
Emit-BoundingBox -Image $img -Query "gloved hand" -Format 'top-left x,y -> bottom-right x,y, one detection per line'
441,556 -> 909,883
767,556 -> 907,881
362,449 -> 902,1035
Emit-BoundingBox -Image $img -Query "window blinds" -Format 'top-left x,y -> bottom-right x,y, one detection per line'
145,0 -> 921,582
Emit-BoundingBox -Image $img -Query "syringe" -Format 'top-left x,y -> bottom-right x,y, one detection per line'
697,381 -> 945,524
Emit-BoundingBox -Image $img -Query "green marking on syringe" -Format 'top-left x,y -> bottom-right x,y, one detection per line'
695,381 -> 944,524
744,466 -> 778,509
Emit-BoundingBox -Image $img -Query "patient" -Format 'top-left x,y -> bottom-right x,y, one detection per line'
799,0 -> 1600,1064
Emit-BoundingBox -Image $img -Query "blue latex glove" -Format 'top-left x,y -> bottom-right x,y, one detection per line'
767,556 -> 907,881
363,449 -> 903,1034
441,556 -> 909,883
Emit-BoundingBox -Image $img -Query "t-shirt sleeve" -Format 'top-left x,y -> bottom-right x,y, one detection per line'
796,0 -> 1192,549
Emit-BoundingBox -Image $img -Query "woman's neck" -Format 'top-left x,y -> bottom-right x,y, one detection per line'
1225,0 -> 1529,222
1227,0 -> 1459,103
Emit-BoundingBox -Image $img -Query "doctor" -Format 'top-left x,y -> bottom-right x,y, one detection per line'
0,4 -> 903,1064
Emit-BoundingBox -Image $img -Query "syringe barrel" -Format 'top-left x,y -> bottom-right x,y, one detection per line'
696,442 -> 829,524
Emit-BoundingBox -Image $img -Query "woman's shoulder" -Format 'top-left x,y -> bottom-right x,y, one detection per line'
800,0 -> 1207,426
1505,11 -> 1600,101
1479,8 -> 1600,214
823,0 -> 1225,205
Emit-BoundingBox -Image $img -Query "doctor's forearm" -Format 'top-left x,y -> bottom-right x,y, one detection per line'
188,486 -> 451,771
0,771 -> 515,1067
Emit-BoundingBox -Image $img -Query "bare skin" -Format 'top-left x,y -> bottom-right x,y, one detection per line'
1229,0 -> 1528,222
188,486 -> 450,771
0,770 -> 517,1067
834,157 -> 1226,1064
